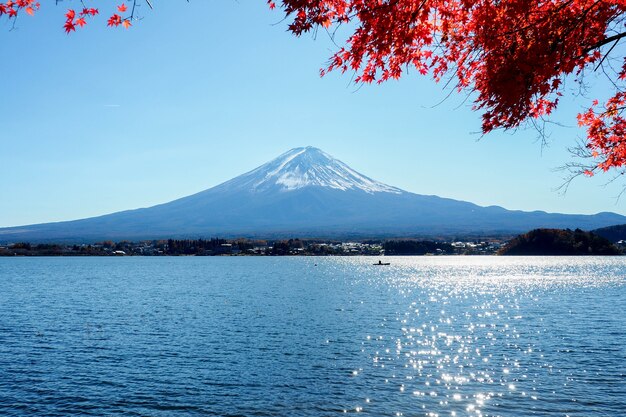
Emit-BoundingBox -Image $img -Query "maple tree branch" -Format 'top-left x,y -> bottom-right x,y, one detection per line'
585,30 -> 626,53
594,37 -> 620,71
557,138 -> 597,193
130,0 -> 137,20
344,0 -> 400,21
9,12 -> 17,31
599,62 -> 621,90
498,0 -> 577,38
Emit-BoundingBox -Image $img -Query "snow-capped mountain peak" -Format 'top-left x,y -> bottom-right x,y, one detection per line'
3,146 -> 625,242
220,146 -> 404,194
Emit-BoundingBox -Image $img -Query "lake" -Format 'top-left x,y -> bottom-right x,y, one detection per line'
0,256 -> 624,416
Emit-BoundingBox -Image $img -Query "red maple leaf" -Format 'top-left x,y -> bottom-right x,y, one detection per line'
107,14 -> 122,27
63,20 -> 75,33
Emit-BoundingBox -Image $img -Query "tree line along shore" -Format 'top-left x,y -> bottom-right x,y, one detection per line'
0,238 -> 500,257
1,228 -> 623,256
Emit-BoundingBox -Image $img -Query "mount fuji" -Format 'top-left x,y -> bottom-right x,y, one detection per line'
1,146 -> 625,242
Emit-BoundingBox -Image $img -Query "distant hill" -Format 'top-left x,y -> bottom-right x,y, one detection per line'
1,147 -> 626,242
592,224 -> 626,242
499,228 -> 620,255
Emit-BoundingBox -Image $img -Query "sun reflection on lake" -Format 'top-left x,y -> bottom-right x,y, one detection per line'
333,256 -> 625,416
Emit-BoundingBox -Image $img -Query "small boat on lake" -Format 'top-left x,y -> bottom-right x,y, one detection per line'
373,260 -> 390,266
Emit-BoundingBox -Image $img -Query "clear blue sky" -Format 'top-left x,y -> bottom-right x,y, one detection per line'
1,1 -> 624,228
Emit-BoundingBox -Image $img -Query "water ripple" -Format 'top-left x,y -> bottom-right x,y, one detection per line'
0,256 -> 624,416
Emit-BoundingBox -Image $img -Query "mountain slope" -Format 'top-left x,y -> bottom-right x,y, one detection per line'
592,224 -> 626,242
1,147 -> 625,242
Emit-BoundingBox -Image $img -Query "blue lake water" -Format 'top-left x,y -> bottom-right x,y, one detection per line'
0,256 -> 624,416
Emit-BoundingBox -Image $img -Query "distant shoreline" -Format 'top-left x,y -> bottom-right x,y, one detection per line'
0,238 -> 502,257
3,228 -> 623,257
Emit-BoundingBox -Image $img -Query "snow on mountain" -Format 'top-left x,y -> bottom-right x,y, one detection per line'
217,146 -> 404,194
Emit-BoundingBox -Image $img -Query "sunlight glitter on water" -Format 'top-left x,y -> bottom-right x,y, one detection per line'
0,256 -> 624,416
333,256 -> 625,416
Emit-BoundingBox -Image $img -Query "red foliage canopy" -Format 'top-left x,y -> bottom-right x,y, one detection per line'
0,1 -> 130,33
3,0 -> 626,177
274,0 -> 626,177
